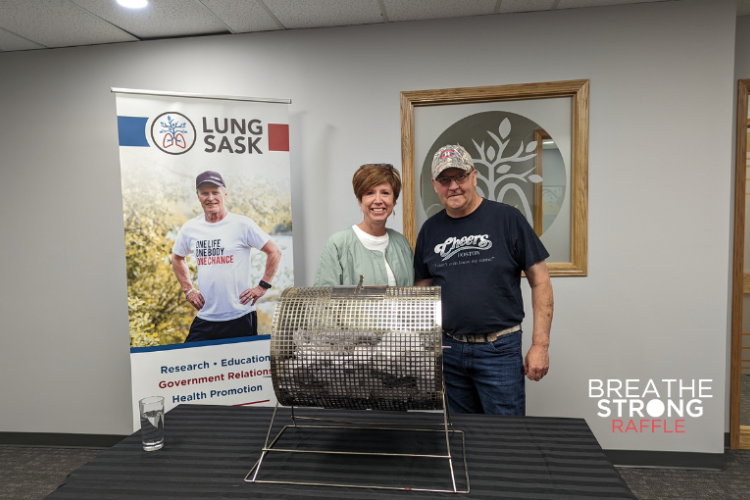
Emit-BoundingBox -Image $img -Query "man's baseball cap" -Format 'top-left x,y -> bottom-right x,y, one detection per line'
431,145 -> 474,179
196,171 -> 226,189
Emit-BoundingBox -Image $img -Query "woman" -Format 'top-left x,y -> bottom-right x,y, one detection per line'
314,164 -> 414,287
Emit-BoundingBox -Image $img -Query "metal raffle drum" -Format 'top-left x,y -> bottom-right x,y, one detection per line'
247,283 -> 469,494
269,284 -> 443,411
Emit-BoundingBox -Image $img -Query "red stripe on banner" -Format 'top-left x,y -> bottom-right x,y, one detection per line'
233,400 -> 271,406
268,123 -> 289,151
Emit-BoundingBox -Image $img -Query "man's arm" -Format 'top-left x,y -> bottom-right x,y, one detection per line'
171,253 -> 205,311
524,260 -> 553,381
413,233 -> 432,287
259,239 -> 282,283
239,240 -> 282,306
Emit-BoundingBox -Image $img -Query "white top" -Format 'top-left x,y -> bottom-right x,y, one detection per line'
352,224 -> 396,286
173,212 -> 271,321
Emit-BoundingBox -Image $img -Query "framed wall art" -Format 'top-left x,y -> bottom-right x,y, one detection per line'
400,80 -> 589,276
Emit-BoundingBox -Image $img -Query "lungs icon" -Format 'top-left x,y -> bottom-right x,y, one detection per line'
163,133 -> 187,149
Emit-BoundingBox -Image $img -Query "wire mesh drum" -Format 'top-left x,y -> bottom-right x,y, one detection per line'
270,284 -> 443,411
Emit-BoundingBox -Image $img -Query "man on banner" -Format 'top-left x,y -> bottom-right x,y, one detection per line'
171,171 -> 282,343
414,145 -> 554,416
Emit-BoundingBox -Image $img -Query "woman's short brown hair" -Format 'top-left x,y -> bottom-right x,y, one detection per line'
352,164 -> 402,202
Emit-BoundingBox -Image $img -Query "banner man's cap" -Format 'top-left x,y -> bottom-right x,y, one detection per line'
196,171 -> 226,189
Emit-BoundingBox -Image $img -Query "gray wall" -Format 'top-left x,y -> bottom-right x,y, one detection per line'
736,16 -> 750,79
0,0 -> 736,452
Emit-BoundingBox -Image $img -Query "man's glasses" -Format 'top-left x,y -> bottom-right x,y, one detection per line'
436,169 -> 473,186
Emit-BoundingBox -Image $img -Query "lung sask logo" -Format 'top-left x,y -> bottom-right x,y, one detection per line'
434,234 -> 492,261
150,112 -> 196,155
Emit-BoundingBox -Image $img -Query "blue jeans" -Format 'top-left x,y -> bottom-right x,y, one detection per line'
442,330 -> 525,415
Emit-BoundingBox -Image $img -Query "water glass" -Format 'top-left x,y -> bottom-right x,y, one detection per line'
139,396 -> 165,451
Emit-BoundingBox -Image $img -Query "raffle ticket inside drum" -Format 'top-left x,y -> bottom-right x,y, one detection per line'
270,285 -> 443,411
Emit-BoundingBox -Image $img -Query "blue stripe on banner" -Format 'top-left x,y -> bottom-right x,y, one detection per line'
131,334 -> 270,354
117,116 -> 150,147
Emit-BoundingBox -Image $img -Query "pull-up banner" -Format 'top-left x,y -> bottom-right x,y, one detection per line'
113,89 -> 293,430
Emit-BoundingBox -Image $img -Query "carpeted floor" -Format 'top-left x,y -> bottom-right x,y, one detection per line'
618,450 -> 750,500
0,446 -> 103,500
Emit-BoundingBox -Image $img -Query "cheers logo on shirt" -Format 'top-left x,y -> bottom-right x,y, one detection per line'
433,234 -> 492,261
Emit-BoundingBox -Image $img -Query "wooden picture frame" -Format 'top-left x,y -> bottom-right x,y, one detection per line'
729,80 -> 750,449
400,80 -> 589,277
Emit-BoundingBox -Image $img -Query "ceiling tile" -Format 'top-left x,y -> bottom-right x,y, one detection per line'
557,0 -> 663,10
0,26 -> 46,51
200,0 -> 280,32
383,0 -> 495,22
0,0 -> 136,48
264,0 -> 383,29
70,0 -> 230,38
499,0 -> 556,14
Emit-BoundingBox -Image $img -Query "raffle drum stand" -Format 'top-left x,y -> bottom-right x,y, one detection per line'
245,280 -> 469,493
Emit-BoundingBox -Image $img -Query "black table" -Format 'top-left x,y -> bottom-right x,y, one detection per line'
48,404 -> 636,499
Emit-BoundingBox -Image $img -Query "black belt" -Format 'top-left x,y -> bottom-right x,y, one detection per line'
444,325 -> 521,343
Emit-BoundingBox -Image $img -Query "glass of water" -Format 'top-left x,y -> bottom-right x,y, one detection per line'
139,396 -> 165,451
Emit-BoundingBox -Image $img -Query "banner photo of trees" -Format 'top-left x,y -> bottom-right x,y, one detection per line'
115,92 -> 294,347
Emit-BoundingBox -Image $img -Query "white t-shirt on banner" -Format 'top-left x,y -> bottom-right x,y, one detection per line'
173,212 -> 271,321
351,224 -> 396,286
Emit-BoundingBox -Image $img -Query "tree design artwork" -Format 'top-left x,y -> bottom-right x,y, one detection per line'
159,115 -> 189,149
470,117 -> 542,224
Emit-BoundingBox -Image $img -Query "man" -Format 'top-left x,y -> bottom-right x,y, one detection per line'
414,145 -> 553,415
171,170 -> 282,343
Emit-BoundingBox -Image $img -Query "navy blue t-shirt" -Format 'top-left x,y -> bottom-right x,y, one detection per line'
414,199 -> 549,336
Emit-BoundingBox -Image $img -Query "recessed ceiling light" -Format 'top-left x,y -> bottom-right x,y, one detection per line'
117,0 -> 148,8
